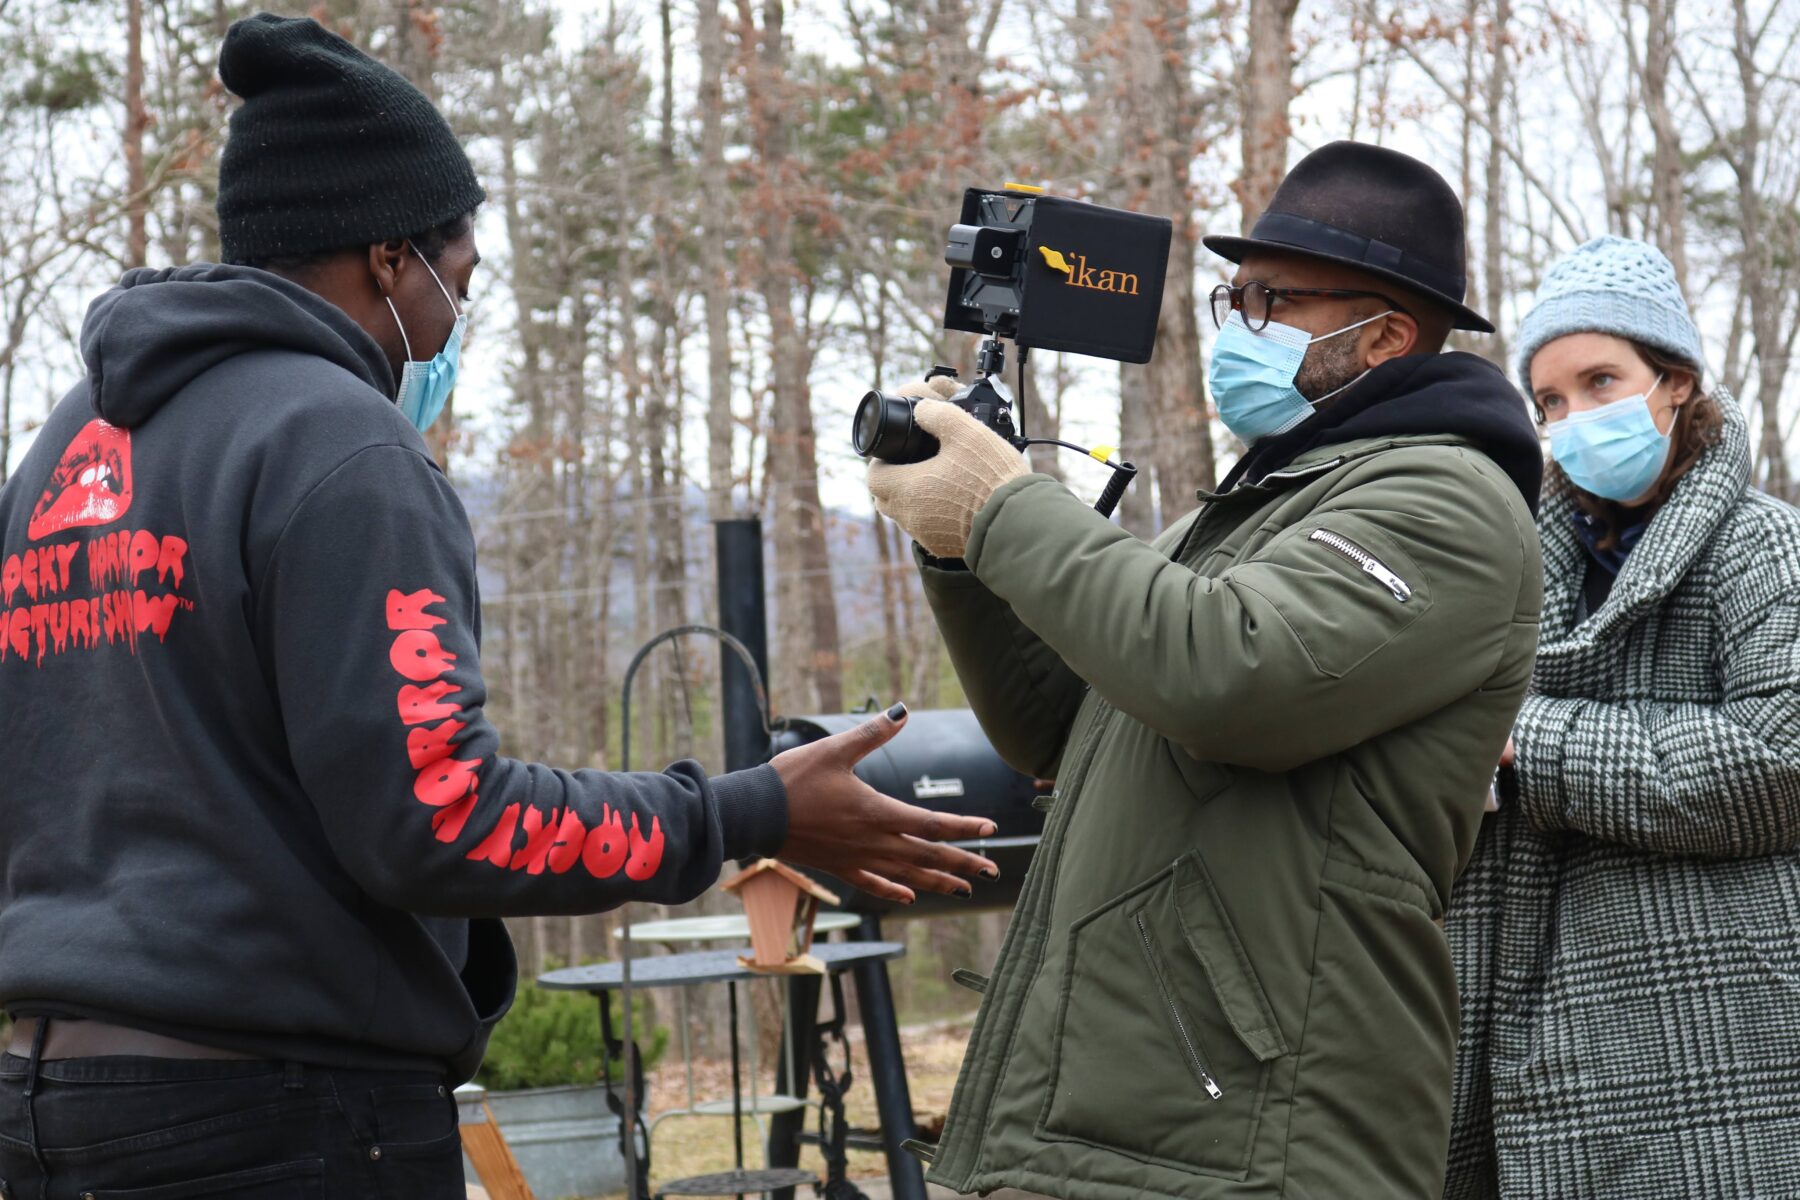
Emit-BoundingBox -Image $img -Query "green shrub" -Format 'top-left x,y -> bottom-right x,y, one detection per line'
476,981 -> 668,1092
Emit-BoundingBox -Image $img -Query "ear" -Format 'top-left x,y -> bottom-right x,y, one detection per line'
366,239 -> 409,298
1667,371 -> 1697,408
1365,310 -> 1419,367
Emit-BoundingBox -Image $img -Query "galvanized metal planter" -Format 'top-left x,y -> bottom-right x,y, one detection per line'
460,1083 -> 624,1199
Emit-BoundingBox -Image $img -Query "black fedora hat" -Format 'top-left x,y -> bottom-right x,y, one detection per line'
1204,140 -> 1493,333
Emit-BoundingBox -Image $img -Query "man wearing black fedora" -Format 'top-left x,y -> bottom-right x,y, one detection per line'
867,141 -> 1545,1196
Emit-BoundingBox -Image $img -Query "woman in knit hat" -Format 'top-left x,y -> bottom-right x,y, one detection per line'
1443,235 -> 1800,1197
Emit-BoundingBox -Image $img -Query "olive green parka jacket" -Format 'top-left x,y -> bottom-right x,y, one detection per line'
914,355 -> 1544,1199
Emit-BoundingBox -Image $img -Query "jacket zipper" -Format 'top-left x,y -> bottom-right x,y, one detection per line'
1133,912 -> 1223,1100
1308,528 -> 1412,602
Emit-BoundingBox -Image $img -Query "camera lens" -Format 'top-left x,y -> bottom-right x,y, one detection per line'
852,393 -> 889,456
852,392 -> 938,464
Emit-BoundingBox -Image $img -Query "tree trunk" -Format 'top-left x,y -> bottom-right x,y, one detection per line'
1142,0 -> 1215,512
1458,0 -> 1478,310
1641,0 -> 1687,294
699,0 -> 737,520
1118,362 -> 1155,534
387,0 -> 455,471
1237,0 -> 1301,231
1026,352 -> 1064,484
125,0 -> 148,268
388,0 -> 441,100
744,0 -> 842,713
874,512 -> 905,702
1103,0 -> 1214,528
1151,258 -> 1214,515
1483,0 -> 1511,367
648,0 -> 694,763
1729,0 -> 1789,497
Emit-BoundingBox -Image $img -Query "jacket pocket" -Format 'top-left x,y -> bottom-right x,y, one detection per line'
1036,852 -> 1287,1178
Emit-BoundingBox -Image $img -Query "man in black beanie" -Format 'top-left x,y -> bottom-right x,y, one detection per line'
0,14 -> 997,1196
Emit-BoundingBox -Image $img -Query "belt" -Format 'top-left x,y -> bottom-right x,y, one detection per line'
7,1017 -> 260,1061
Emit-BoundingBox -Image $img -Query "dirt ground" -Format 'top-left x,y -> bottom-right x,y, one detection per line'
631,1011 -> 977,1191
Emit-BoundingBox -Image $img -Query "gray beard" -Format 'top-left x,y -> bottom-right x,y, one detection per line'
1293,333 -> 1367,404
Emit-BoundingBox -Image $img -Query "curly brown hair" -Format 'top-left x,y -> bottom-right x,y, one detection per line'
1542,337 -> 1724,551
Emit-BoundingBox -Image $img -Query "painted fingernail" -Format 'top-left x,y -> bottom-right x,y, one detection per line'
957,887 -> 973,899
981,867 -> 999,880
981,822 -> 998,836
887,702 -> 908,721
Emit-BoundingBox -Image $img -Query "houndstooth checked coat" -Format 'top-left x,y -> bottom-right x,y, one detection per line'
1444,394 -> 1800,1198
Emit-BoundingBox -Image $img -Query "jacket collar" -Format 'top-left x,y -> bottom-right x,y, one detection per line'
1537,389 -> 1749,648
1196,433 -> 1473,505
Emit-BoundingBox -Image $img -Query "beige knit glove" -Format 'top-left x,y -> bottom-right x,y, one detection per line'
866,379 -> 1028,559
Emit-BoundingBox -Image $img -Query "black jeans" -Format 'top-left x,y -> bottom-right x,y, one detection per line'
0,1051 -> 464,1199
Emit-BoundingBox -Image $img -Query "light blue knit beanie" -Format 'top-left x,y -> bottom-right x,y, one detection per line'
1515,235 -> 1705,390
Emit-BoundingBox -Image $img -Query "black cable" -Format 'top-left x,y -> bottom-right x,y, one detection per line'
1021,437 -> 1102,457
1019,437 -> 1138,520
1016,343 -> 1029,441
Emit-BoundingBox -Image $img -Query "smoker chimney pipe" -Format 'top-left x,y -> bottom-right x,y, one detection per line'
714,519 -> 772,773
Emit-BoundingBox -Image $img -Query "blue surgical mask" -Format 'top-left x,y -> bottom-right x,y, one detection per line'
387,243 -> 465,433
1208,309 -> 1392,443
1547,376 -> 1670,503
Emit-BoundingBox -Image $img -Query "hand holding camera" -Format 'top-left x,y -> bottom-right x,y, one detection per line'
866,376 -> 1030,559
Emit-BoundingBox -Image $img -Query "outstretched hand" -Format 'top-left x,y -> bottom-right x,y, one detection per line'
771,703 -> 1000,905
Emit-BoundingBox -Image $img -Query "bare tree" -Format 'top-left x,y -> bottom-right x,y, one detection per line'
1635,0 -> 1688,293
1237,0 -> 1301,230
1680,0 -> 1800,496
1117,361 -> 1155,533
698,0 -> 738,520
739,0 -> 843,713
125,0 -> 149,268
1110,0 -> 1217,521
1483,0 -> 1511,366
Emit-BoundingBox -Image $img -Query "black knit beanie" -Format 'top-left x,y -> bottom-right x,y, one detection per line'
216,13 -> 486,265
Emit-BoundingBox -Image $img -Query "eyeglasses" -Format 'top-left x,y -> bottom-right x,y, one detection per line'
1209,281 -> 1409,332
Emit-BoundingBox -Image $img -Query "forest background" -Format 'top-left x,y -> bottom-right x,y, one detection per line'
2,0 -> 1797,1036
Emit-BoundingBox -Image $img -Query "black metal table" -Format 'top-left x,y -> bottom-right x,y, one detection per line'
539,940 -> 907,1200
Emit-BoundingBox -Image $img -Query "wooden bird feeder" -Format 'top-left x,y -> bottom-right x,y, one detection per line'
720,858 -> 841,975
